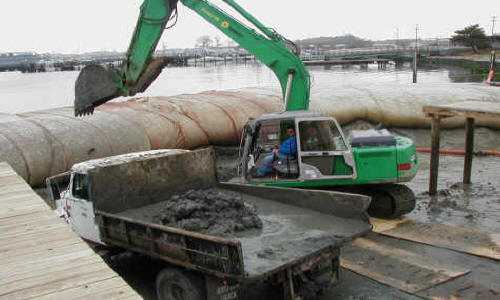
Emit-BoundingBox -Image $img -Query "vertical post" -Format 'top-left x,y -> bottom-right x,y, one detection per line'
282,269 -> 295,300
413,25 -> 418,83
463,117 -> 475,184
429,114 -> 441,195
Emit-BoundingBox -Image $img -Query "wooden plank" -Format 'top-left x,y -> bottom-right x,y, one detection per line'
429,115 -> 441,195
33,277 -> 139,300
0,225 -> 77,251
0,263 -> 117,299
341,237 -> 470,293
0,204 -> 51,219
423,101 -> 500,119
370,217 -> 411,232
0,231 -> 80,256
463,117 -> 474,184
0,209 -> 55,222
0,162 -> 141,299
0,211 -> 61,230
1,237 -> 90,262
0,238 -> 84,259
2,248 -> 97,276
0,189 -> 35,201
0,218 -> 67,239
371,220 -> 500,261
0,188 -> 33,199
0,254 -> 103,286
418,277 -> 500,300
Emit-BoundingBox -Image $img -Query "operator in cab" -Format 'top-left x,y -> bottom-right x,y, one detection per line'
257,126 -> 297,176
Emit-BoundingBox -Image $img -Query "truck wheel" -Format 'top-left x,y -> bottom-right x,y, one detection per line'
156,268 -> 205,300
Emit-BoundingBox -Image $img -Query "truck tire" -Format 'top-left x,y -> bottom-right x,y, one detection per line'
156,268 -> 205,300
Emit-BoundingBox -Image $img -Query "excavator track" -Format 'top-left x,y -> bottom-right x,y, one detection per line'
366,184 -> 416,219
323,184 -> 416,219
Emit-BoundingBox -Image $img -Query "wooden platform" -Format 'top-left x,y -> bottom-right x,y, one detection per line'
0,162 -> 141,300
423,100 -> 500,195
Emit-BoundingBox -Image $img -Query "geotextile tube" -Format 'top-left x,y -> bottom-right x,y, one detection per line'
1,82 -> 499,187
242,82 -> 500,129
0,91 -> 282,187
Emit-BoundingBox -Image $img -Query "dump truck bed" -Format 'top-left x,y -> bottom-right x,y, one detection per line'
112,184 -> 371,279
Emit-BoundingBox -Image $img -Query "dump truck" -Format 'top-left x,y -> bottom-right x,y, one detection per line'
47,148 -> 372,300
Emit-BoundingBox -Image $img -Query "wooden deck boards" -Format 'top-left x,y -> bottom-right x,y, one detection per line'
423,100 -> 500,119
0,162 -> 142,300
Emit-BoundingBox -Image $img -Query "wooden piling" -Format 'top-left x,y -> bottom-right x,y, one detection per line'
463,117 -> 474,184
429,114 -> 441,195
423,101 -> 500,195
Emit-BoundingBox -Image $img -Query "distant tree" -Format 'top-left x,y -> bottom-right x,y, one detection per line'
296,34 -> 373,49
196,35 -> 213,48
214,36 -> 222,48
451,24 -> 491,53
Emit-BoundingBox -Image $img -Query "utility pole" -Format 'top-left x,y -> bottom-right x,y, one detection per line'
413,24 -> 418,83
492,16 -> 497,36
396,27 -> 400,48
491,16 -> 497,49
491,16 -> 497,76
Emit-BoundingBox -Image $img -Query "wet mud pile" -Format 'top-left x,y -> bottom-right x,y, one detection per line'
147,189 -> 263,236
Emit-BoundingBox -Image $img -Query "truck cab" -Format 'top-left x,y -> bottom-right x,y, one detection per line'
47,169 -> 101,244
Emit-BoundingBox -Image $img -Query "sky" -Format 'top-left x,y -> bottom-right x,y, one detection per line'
1,0 -> 499,54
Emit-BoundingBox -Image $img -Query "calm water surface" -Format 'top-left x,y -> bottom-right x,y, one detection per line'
0,62 -> 483,114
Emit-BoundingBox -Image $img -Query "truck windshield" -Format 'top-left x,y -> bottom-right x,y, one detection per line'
72,173 -> 90,200
299,120 -> 347,152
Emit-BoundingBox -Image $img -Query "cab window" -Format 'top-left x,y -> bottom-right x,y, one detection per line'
72,173 -> 89,200
299,120 -> 347,152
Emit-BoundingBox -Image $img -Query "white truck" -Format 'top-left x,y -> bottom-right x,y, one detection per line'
46,148 -> 372,300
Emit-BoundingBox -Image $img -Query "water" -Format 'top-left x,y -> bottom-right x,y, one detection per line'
0,62 -> 487,114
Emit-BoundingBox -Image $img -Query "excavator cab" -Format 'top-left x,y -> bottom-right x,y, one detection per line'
241,111 -> 357,183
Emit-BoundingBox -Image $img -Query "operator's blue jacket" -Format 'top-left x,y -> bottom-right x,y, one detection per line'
279,136 -> 297,155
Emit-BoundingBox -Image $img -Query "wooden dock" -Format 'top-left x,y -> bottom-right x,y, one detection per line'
423,101 -> 500,195
0,162 -> 141,300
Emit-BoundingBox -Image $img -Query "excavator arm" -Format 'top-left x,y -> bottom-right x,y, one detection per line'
74,0 -> 310,116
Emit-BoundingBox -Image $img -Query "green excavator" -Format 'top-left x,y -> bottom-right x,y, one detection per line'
74,0 -> 418,218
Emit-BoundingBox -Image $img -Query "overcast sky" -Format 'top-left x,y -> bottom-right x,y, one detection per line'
1,0 -> 498,53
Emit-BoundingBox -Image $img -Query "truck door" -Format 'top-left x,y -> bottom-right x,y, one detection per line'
45,172 -> 71,217
67,173 -> 101,243
296,118 -> 357,180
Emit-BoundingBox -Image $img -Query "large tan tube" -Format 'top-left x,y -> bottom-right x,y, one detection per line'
0,91 -> 282,186
242,82 -> 500,129
1,83 -> 499,187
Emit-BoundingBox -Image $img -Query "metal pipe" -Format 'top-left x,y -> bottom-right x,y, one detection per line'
221,0 -> 279,40
284,71 -> 295,111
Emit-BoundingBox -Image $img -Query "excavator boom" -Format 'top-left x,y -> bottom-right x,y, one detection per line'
74,0 -> 310,116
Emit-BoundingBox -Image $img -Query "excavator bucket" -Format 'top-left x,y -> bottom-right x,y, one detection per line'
74,57 -> 171,117
74,65 -> 122,117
